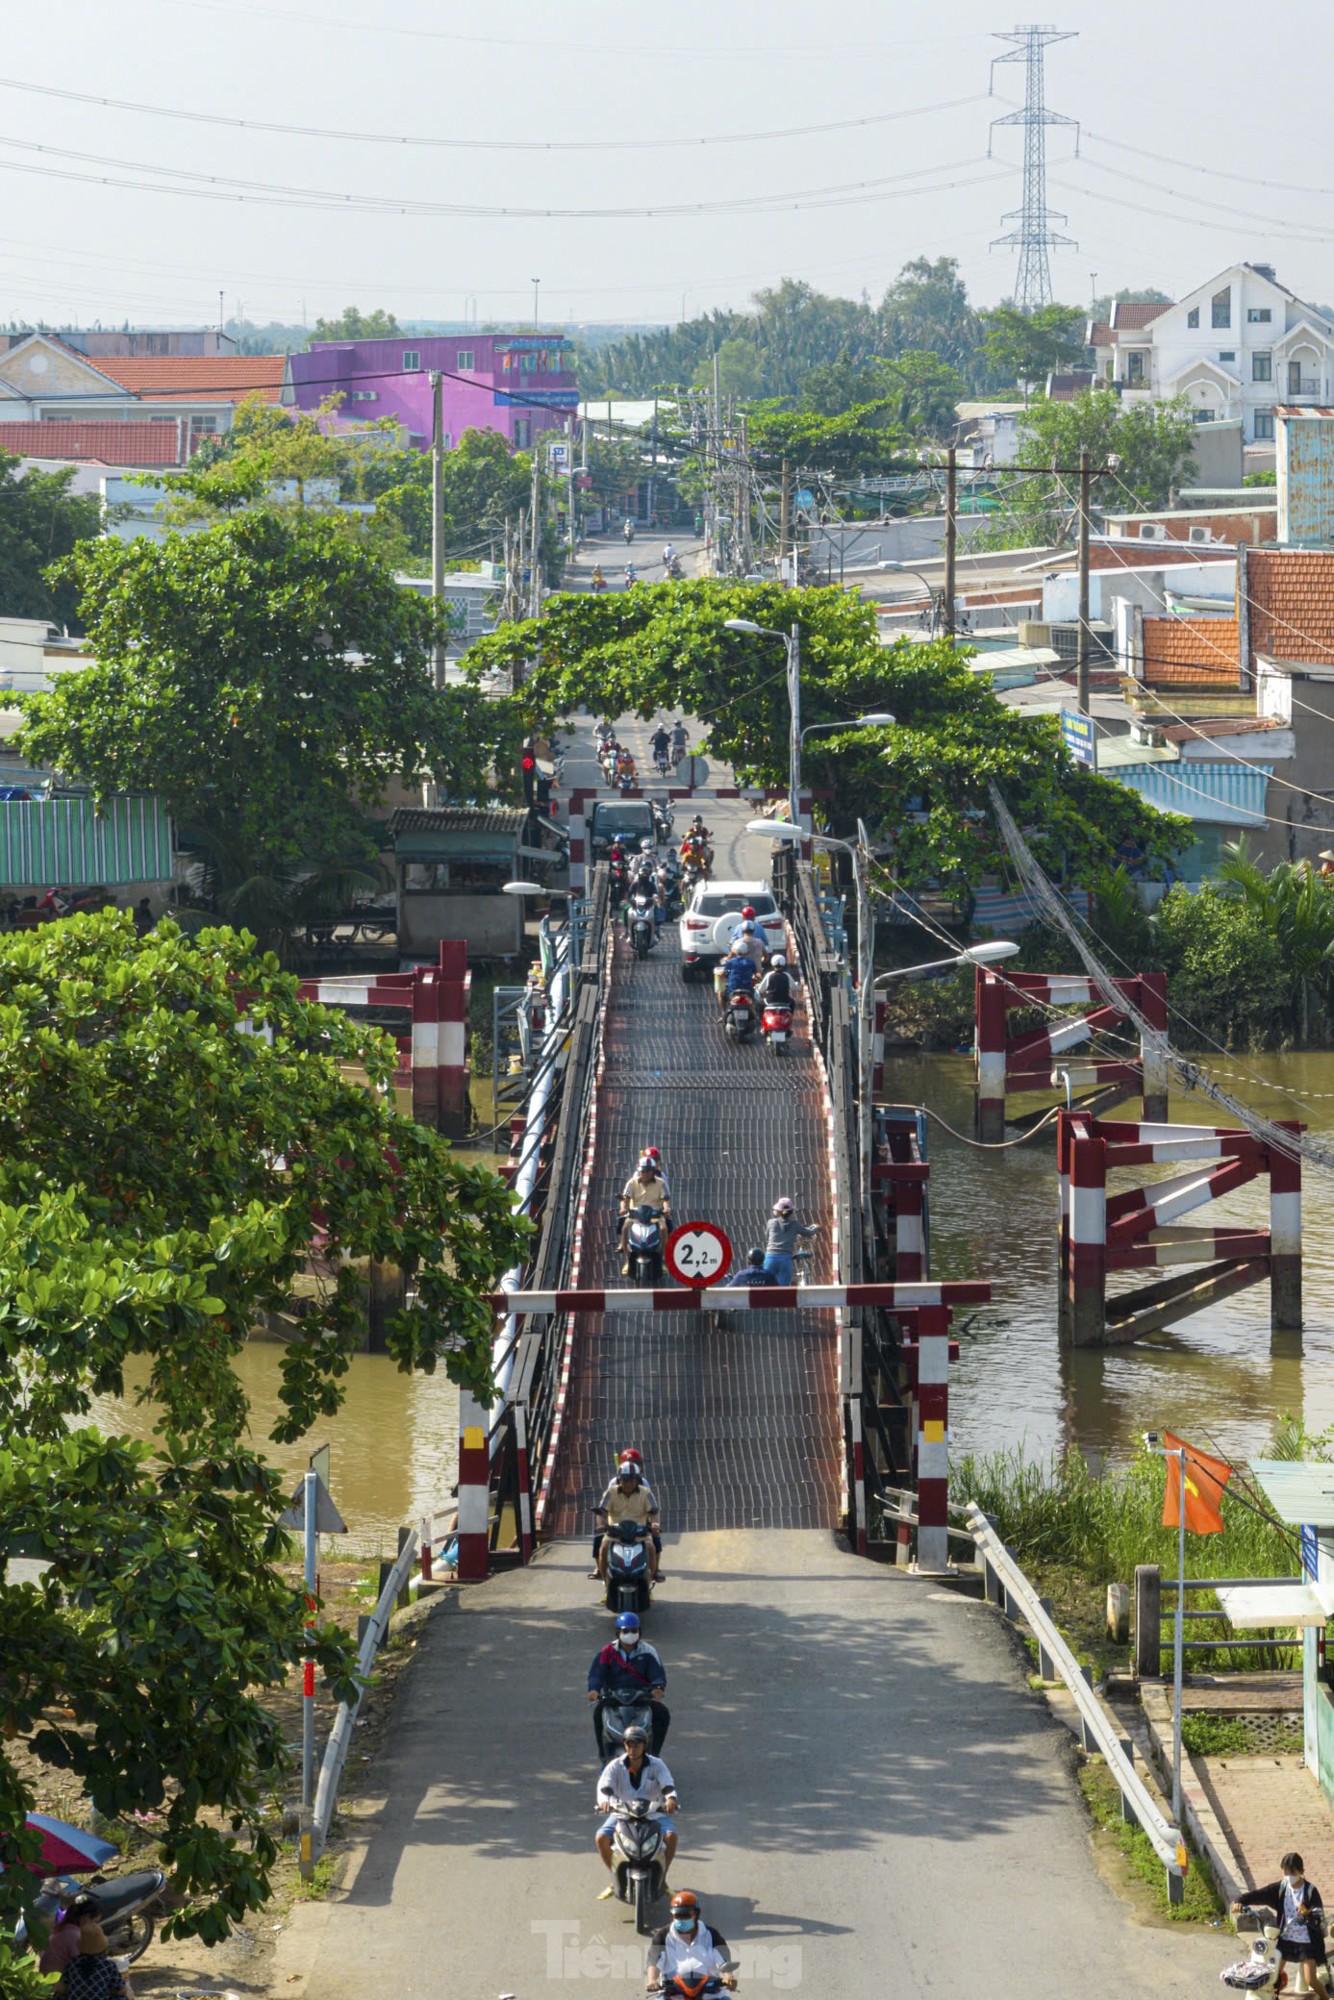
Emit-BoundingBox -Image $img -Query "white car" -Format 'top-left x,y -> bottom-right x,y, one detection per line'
679,879 -> 786,982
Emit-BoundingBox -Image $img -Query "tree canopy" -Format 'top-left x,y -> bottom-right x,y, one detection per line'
16,513 -> 523,946
984,387 -> 1199,546
465,582 -> 1187,887
308,305 -> 401,345
980,303 -> 1088,389
0,913 -> 528,1949
0,451 -> 101,629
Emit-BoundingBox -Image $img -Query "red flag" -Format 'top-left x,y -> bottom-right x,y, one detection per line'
1162,1431 -> 1231,1535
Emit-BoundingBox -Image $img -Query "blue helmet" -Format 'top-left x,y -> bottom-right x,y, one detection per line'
615,1612 -> 641,1633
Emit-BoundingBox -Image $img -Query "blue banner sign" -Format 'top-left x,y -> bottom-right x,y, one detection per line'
1060,708 -> 1097,770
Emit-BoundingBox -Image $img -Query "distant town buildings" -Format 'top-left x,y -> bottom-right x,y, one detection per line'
287,331 -> 578,451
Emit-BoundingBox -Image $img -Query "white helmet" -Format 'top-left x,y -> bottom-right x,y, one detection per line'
771,953 -> 787,969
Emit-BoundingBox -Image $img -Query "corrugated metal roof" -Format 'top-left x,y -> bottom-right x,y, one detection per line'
0,795 -> 173,885
1110,758 -> 1270,825
389,805 -> 527,835
1251,1460 -> 1334,1528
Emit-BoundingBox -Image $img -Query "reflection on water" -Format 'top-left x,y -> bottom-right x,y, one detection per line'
87,1346 -> 460,1554
893,1050 -> 1334,1468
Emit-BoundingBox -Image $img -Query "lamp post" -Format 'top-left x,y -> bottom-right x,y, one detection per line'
800,713 -> 896,750
724,618 -> 803,832
502,877 -> 544,954
871,940 -> 1019,985
878,560 -> 943,634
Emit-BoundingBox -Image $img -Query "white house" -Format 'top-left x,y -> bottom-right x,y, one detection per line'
0,332 -> 287,449
1089,264 -> 1334,446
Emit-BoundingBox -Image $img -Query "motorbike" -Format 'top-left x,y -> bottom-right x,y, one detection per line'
623,521 -> 636,544
625,1208 -> 664,1282
600,747 -> 620,785
602,1520 -> 653,1615
652,799 -> 675,844
654,745 -> 673,776
16,1868 -> 169,1965
724,990 -> 757,1043
608,1798 -> 667,1934
656,872 -> 683,921
664,556 -> 684,581
761,1001 -> 794,1055
628,889 -> 658,960
595,720 -> 615,751
595,1688 -> 656,1762
655,1967 -> 740,1998
617,766 -> 638,796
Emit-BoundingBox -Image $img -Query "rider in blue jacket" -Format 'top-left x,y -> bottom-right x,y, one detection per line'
587,1612 -> 670,1754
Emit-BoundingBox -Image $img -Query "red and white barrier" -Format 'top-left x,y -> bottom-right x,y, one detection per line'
455,1389 -> 491,1583
975,967 -> 1169,1141
487,1280 -> 991,1314
914,1305 -> 951,1572
298,939 -> 471,1138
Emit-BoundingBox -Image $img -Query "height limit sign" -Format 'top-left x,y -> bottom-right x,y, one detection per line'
664,1220 -> 733,1289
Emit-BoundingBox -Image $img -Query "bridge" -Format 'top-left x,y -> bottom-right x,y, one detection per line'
300,722 -> 1225,1998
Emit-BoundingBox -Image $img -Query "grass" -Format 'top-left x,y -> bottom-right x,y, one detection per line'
956,1437 -> 1306,1675
1181,1714 -> 1249,1757
1078,1761 -> 1223,1923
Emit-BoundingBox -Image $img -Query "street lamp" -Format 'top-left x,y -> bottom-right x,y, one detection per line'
800,712 -> 896,749
501,880 -> 543,896
878,560 -> 942,635
724,617 -> 803,830
872,941 -> 1019,984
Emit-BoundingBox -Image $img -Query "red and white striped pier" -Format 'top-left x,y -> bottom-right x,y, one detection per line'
1057,1110 -> 1302,1347
975,967 -> 1168,1142
298,939 -> 470,1137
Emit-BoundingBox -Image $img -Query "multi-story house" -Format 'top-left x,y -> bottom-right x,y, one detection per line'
285,332 -> 578,452
1088,263 -> 1334,445
0,331 -> 284,453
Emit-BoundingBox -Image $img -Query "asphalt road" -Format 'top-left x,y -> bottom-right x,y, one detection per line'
298,1532 -> 1225,2000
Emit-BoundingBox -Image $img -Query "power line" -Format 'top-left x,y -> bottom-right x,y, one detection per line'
0,138 -> 1006,222
988,24 -> 1079,313
0,74 -> 990,154
1083,129 -> 1334,203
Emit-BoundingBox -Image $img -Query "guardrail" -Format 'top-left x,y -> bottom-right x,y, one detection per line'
965,1502 -> 1187,1904
310,1525 -> 420,1864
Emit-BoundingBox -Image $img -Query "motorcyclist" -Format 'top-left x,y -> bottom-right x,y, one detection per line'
670,720 -> 687,763
662,542 -> 676,569
756,952 -> 798,1009
625,563 -> 638,588
591,566 -> 607,593
615,746 -> 638,787
595,1456 -> 661,1583
618,1159 -> 671,1269
623,517 -> 636,544
720,940 -> 759,1015
595,1726 -> 677,1898
587,1611 -> 670,1756
720,1245 -> 780,1289
591,1448 -> 662,1574
651,722 -> 672,768
727,918 -> 767,973
646,1891 -> 735,1992
763,1196 -> 819,1285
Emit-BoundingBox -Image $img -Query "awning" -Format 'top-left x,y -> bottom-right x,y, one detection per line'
1215,1583 -> 1325,1629
0,795 -> 174,886
1250,1460 -> 1334,1528
1109,758 -> 1271,826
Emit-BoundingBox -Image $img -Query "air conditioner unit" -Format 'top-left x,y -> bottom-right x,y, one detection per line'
1188,526 -> 1212,544
1138,523 -> 1166,541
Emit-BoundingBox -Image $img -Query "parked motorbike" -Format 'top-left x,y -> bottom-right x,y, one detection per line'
724,990 -> 757,1043
628,889 -> 658,960
626,1206 -> 664,1283
602,1520 -> 653,1615
608,1798 -> 667,1934
16,1868 -> 169,1966
761,1002 -> 793,1055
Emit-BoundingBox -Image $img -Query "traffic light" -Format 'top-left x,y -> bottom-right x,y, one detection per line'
521,751 -> 536,807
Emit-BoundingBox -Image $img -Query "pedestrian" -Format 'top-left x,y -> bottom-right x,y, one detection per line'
36,1894 -> 95,1979
58,1915 -> 135,1999
132,897 -> 153,937
1233,1852 -> 1327,1993
761,1196 -> 818,1286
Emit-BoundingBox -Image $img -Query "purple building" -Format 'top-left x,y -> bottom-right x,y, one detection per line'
286,332 -> 578,451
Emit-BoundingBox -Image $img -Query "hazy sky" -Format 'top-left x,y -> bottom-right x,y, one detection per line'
4,0 -> 1333,330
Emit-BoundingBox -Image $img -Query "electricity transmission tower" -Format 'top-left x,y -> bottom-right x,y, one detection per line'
989,24 -> 1079,313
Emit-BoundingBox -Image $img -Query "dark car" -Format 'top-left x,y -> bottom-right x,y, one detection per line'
588,799 -> 658,860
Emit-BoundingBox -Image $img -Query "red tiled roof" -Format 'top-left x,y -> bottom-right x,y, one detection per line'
0,419 -> 185,466
87,356 -> 285,404
1141,614 -> 1240,685
1248,549 -> 1334,665
1111,301 -> 1172,329
1089,322 -> 1114,347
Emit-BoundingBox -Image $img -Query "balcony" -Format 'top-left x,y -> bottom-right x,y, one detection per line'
1285,378 -> 1322,400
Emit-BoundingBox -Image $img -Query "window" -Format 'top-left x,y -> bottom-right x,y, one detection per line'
402,349 -> 421,371
1253,353 -> 1272,382
1193,410 -> 1216,423
1219,351 -> 1236,363
1248,308 -> 1273,323
1187,307 -> 1200,329
1254,411 -> 1275,441
1127,351 -> 1144,383
513,418 -> 531,448
191,414 -> 219,432
456,350 -> 474,371
1212,287 -> 1231,329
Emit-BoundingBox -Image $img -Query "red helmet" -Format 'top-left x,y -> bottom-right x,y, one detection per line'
643,1147 -> 661,1163
741,905 -> 756,919
619,1448 -> 644,1467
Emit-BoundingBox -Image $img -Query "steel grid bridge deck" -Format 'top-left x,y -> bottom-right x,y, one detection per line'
546,924 -> 841,1536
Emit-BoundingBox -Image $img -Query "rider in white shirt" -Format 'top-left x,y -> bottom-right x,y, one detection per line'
646,1890 -> 735,1991
595,1728 -> 678,1893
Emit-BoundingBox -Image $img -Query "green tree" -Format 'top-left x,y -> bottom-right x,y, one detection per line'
308,305 -> 401,344
16,514 -> 521,947
693,335 -> 765,401
0,912 -> 528,1949
0,452 -> 100,628
465,583 -> 1185,888
980,303 -> 1087,391
988,388 -> 1198,546
368,426 -> 559,577
1153,882 -> 1291,1047
879,256 -> 980,374
747,400 -> 909,477
1218,840 -> 1334,1038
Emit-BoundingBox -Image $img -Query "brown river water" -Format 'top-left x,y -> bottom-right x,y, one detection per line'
88,1050 -> 1334,1546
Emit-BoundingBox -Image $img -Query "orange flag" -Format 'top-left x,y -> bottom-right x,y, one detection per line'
1162,1431 -> 1231,1535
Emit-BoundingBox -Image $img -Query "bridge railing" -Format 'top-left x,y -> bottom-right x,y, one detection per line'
965,1502 -> 1188,1905
484,865 -> 611,1558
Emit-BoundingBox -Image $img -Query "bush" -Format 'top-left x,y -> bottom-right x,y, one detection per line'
1153,885 -> 1290,1047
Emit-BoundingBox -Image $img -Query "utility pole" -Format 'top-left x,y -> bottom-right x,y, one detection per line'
1077,444 -> 1092,717
944,446 -> 957,641
430,372 -> 446,690
787,622 -> 802,834
778,456 -> 791,581
989,25 -> 1079,313
565,417 -> 577,553
528,445 -> 543,618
